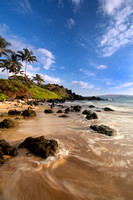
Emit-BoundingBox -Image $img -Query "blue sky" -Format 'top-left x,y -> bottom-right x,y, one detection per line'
0,0 -> 133,96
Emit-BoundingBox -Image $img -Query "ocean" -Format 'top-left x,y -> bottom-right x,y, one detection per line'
0,95 -> 133,200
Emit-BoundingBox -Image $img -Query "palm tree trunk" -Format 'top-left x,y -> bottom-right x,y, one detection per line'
7,69 -> 9,79
25,60 -> 27,76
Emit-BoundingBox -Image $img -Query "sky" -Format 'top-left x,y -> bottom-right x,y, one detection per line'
0,0 -> 133,96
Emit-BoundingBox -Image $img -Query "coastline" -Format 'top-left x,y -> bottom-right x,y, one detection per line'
0,98 -> 133,200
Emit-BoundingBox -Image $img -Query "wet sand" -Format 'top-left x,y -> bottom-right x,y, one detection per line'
0,101 -> 133,200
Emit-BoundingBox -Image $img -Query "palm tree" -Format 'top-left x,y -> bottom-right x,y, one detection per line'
0,59 -> 11,78
8,53 -> 23,75
17,48 -> 37,76
32,74 -> 44,85
0,36 -> 12,58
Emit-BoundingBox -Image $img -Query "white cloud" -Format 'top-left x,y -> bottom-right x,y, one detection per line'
28,65 -> 40,72
99,0 -> 125,15
96,65 -> 107,69
43,75 -> 61,84
114,82 -> 133,89
35,48 -> 55,70
14,0 -> 32,14
72,0 -> 83,6
79,68 -> 95,77
105,81 -> 111,85
61,67 -> 65,69
72,81 -> 94,89
66,18 -> 75,29
98,0 -> 133,57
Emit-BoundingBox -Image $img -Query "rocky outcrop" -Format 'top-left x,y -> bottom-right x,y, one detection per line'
0,118 -> 15,128
86,112 -> 98,120
90,125 -> 115,136
44,109 -> 53,114
104,107 -> 114,111
18,136 -> 58,159
8,109 -> 21,115
0,139 -> 18,165
22,108 -> 37,117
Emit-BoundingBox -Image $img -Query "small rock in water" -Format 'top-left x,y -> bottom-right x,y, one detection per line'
89,105 -> 95,108
86,112 -> 98,120
57,109 -> 63,113
59,114 -> 68,118
72,105 -> 81,112
8,109 -> 21,115
18,136 -> 58,159
44,109 -> 53,114
0,139 -> 18,165
22,109 -> 37,117
104,107 -> 114,111
90,125 -> 115,136
0,118 -> 15,128
82,110 -> 92,115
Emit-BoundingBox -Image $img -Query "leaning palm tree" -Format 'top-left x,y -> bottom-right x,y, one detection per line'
17,48 -> 37,76
0,36 -> 12,58
32,74 -> 45,85
0,59 -> 11,78
9,53 -> 23,75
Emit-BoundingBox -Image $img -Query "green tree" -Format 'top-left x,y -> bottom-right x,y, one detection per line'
17,48 -> 37,76
32,74 -> 44,85
9,53 -> 23,75
0,36 -> 12,58
0,59 -> 11,78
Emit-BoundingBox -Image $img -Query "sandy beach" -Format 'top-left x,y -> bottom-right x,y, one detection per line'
0,99 -> 133,200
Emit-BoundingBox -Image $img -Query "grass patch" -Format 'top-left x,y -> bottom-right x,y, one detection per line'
29,85 -> 61,99
0,93 -> 8,101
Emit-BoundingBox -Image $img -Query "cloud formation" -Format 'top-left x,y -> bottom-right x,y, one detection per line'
96,65 -> 107,69
35,48 -> 55,70
99,0 -> 133,57
72,0 -> 83,6
12,0 -> 32,14
66,18 -> 75,29
114,82 -> 133,89
43,75 -> 61,84
79,68 -> 95,77
72,81 -> 94,89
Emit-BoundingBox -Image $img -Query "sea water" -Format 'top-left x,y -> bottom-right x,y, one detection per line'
0,95 -> 133,200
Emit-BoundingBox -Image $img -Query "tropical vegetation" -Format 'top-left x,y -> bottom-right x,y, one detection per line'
0,35 -> 69,101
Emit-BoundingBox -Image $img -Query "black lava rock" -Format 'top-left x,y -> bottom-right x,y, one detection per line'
90,125 -> 115,136
44,109 -> 54,114
8,109 -> 21,115
22,109 -> 37,117
104,107 -> 114,111
19,136 -> 58,159
0,118 -> 15,128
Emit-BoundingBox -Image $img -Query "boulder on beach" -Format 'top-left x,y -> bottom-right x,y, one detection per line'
44,109 -> 53,114
86,112 -> 98,120
8,109 -> 21,115
104,107 -> 114,111
64,108 -> 70,113
18,136 -> 58,159
0,139 -> 18,165
90,125 -> 115,136
57,109 -> 63,113
0,118 -> 15,128
22,108 -> 37,117
59,114 -> 68,118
